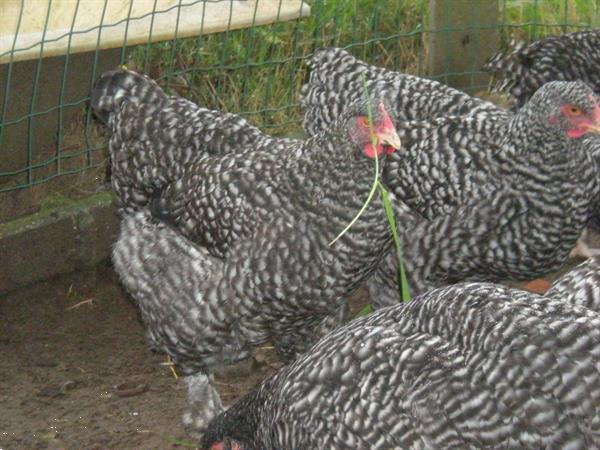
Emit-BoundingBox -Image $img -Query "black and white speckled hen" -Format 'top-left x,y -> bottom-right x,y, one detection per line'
301,47 -> 516,220
301,47 -> 599,220
92,69 -> 400,256
483,29 -> 600,109
484,30 -> 600,234
148,100 -> 400,258
300,49 -> 600,301
91,70 -> 297,213
202,282 -> 600,450
95,70 -> 402,433
369,81 -> 600,303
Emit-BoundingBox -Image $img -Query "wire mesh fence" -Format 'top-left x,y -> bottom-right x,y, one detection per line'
0,0 -> 598,219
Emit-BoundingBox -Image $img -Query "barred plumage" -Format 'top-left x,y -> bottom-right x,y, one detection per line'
299,49 -> 600,301
112,212 -> 237,431
546,256 -> 600,311
202,282 -> 600,450
301,47 -> 506,138
483,29 -> 600,109
149,101 -> 399,259
91,69 -> 296,212
370,81 -> 600,302
93,70 -> 402,433
483,30 -> 600,232
579,137 -> 600,232
300,47 -> 508,218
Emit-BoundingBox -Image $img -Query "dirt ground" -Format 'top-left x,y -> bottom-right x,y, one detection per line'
0,262 -> 307,450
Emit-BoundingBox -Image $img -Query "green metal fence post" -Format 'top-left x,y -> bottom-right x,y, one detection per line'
427,0 -> 499,92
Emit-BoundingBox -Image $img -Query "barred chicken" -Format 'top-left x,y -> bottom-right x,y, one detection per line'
92,70 -> 402,433
301,49 -> 600,301
370,81 -> 600,303
301,47 -> 507,137
483,29 -> 600,109
484,29 -> 600,233
91,70 -> 296,213
148,99 -> 399,258
301,47 -> 513,219
202,282 -> 600,450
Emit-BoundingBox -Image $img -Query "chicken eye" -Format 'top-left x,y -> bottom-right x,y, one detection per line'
357,117 -> 372,129
567,106 -> 582,116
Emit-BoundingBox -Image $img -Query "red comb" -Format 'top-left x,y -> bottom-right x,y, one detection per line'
377,102 -> 395,131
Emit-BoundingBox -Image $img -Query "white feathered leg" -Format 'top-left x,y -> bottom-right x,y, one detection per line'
182,372 -> 223,437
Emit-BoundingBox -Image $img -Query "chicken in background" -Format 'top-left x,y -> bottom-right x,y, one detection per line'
483,29 -> 600,110
301,47 -> 508,137
369,81 -> 600,303
484,29 -> 600,239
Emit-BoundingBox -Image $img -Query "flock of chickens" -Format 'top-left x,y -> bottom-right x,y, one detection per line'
90,29 -> 600,449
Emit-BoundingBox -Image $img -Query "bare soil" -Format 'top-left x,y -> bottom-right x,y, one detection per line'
0,262 -> 316,450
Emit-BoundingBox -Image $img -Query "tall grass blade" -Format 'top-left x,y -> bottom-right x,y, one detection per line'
328,74 -> 379,246
333,75 -> 411,318
378,182 -> 411,302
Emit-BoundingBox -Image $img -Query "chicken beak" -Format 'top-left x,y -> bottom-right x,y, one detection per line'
583,104 -> 600,134
378,130 -> 402,150
376,102 -> 401,149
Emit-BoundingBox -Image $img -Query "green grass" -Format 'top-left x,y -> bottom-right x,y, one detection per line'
501,0 -> 599,42
327,80 -> 411,308
127,0 -> 426,134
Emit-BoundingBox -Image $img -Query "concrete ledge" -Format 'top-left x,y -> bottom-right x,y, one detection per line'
1,1 -> 311,64
0,191 -> 119,295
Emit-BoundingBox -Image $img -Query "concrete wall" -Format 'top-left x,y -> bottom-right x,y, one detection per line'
0,192 -> 118,295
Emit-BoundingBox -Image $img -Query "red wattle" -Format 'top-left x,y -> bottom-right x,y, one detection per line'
363,142 -> 384,158
567,128 -> 587,138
